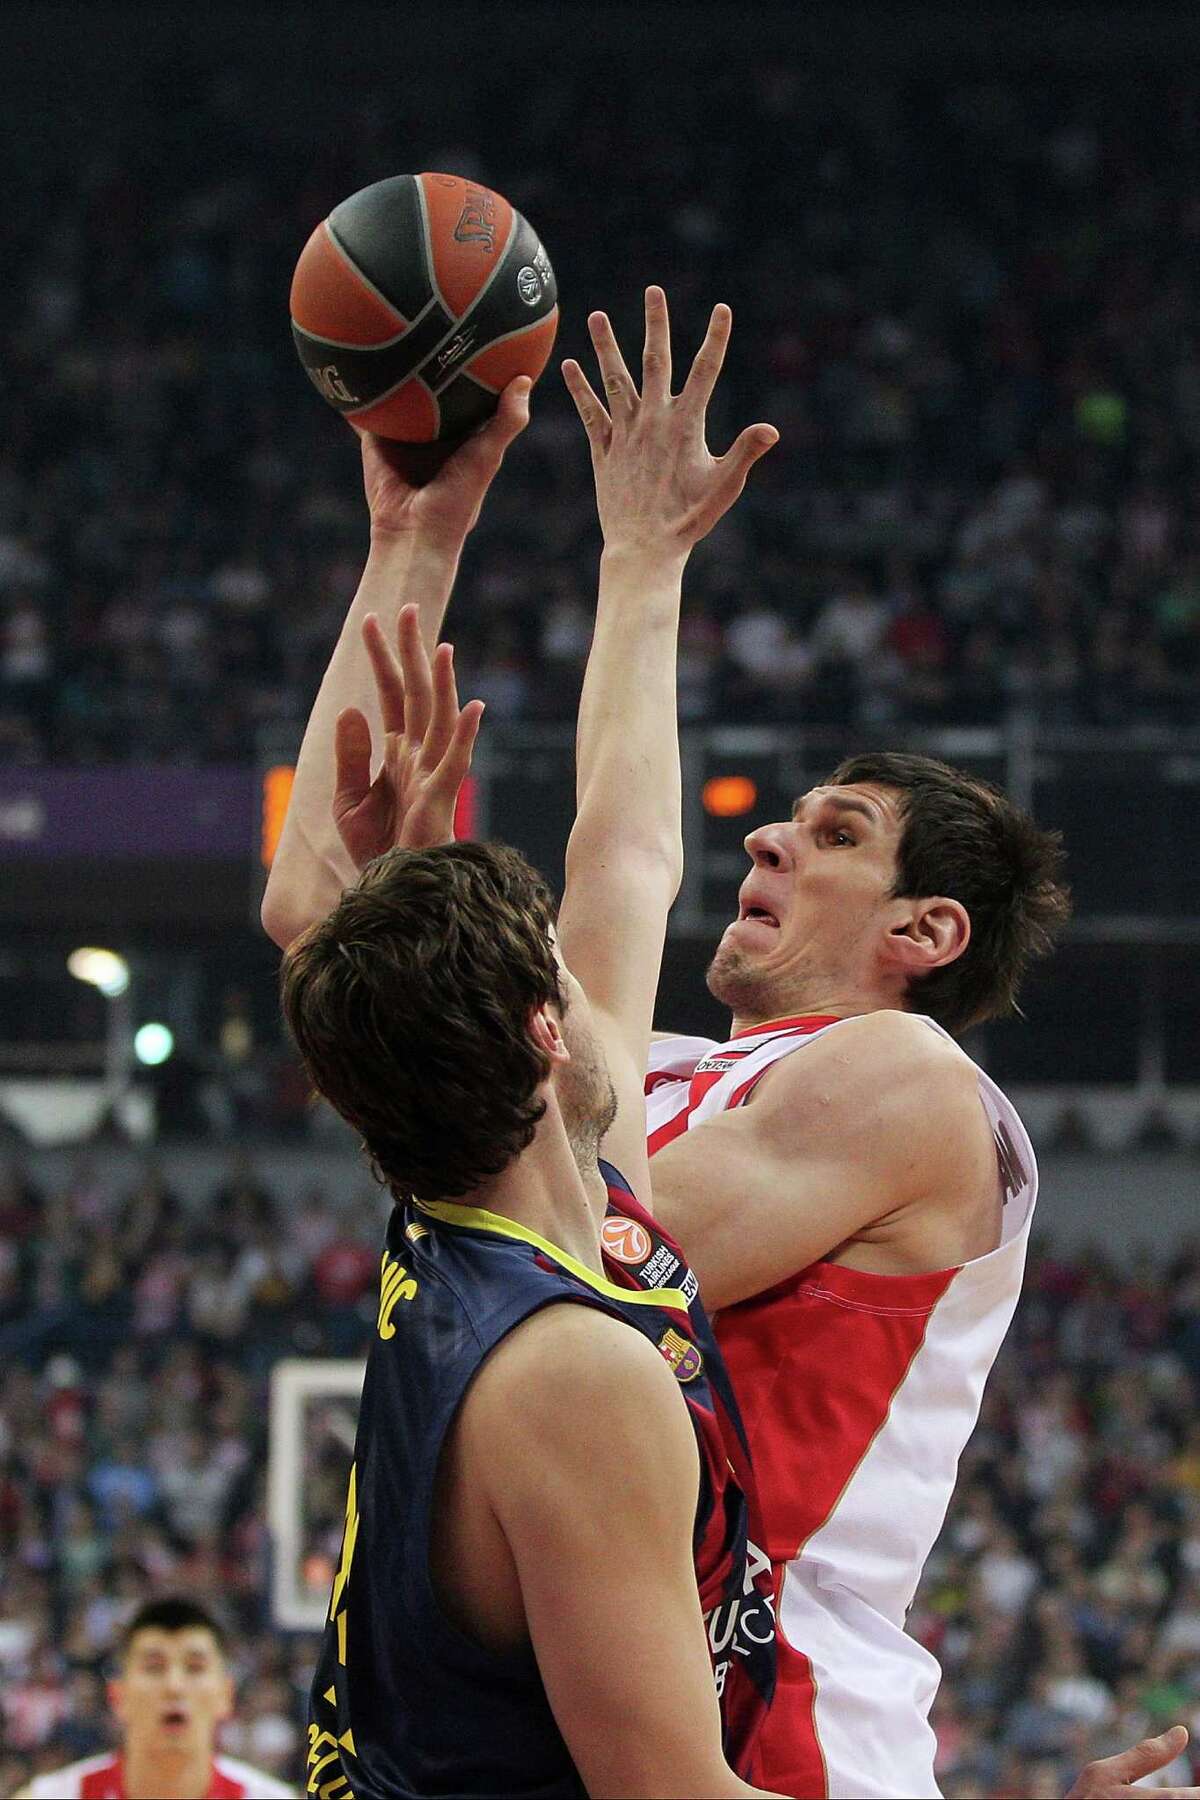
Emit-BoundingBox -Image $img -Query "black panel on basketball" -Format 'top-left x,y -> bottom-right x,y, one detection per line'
291,301 -> 455,414
327,176 -> 432,323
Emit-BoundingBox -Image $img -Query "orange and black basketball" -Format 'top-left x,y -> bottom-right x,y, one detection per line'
289,172 -> 558,443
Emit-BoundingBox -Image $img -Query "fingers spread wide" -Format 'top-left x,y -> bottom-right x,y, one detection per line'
680,302 -> 733,414
333,708 -> 373,811
562,358 -> 611,450
362,613 -> 406,736
425,642 -> 461,764
588,309 -> 637,414
395,605 -> 433,741
641,285 -> 671,403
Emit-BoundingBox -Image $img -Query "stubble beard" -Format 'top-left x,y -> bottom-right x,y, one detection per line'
706,940 -> 782,1019
559,1020 -> 619,1177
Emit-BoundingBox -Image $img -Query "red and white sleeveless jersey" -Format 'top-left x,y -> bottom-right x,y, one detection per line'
18,1751 -> 296,1798
646,1014 -> 1037,1800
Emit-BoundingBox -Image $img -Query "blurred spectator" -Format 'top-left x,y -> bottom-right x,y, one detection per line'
1,57 -> 1199,760
0,1152 -> 1193,1795
913,1236 -> 1200,1797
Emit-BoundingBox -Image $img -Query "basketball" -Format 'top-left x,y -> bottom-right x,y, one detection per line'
289,172 -> 559,443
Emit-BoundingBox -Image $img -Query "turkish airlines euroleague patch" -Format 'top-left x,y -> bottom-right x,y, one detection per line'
602,1213 -> 700,1303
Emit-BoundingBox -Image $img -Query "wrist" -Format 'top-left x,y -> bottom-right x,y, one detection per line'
599,542 -> 689,580
368,517 -> 465,560
364,530 -> 462,594
365,527 -> 418,568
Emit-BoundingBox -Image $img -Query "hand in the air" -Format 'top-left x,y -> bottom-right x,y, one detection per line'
332,605 -> 483,869
357,377 -> 532,546
561,285 -> 778,560
1066,1725 -> 1196,1797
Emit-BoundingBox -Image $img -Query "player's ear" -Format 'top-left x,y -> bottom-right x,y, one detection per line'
218,1668 -> 235,1724
884,895 -> 970,975
529,1005 -> 570,1066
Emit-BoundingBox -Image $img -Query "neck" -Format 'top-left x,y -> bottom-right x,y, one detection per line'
124,1743 -> 211,1800
727,970 -> 910,1039
464,1100 -> 608,1275
728,1004 -> 847,1036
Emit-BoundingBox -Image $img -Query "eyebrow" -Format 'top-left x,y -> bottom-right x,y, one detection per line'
790,793 -> 878,826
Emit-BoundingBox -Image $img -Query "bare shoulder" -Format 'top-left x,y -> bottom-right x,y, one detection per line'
467,1300 -> 687,1455
761,1010 -> 976,1105
462,1300 -> 700,1541
747,1010 -> 987,1174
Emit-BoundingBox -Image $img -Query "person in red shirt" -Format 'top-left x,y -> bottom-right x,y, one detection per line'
15,1598 -> 293,1800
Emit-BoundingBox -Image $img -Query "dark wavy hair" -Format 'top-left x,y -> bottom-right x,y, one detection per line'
829,752 -> 1071,1037
281,842 -> 563,1202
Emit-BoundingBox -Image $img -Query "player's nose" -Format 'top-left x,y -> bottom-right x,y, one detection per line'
743,821 -> 793,868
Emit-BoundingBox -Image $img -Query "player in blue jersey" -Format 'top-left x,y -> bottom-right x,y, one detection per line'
273,292 -> 782,1799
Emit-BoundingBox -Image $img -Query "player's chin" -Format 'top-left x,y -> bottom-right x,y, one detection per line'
706,936 -> 761,1004
713,921 -> 773,964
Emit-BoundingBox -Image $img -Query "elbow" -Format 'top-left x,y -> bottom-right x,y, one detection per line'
657,837 -> 685,901
566,831 -> 684,900
636,839 -> 686,904
260,891 -> 304,953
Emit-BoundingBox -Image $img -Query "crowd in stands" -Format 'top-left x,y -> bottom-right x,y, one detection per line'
0,1149 -> 1198,1795
3,55 -> 1200,764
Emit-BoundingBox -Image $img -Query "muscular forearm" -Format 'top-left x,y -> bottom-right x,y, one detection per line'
566,547 -> 685,885
261,530 -> 461,948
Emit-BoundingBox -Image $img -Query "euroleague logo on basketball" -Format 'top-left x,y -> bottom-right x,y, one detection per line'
517,265 -> 543,305
600,1215 -> 653,1265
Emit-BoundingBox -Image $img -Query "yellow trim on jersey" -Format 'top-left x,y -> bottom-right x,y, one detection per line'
414,1199 -> 689,1311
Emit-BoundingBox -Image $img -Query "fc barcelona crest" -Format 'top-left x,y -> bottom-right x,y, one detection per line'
658,1326 -> 703,1383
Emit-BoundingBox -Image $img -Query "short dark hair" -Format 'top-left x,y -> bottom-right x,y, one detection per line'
829,751 -> 1071,1036
281,841 -> 563,1203
120,1597 -> 227,1661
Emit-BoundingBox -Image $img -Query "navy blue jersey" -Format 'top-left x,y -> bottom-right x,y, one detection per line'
597,1166 -> 776,1772
306,1165 -> 774,1800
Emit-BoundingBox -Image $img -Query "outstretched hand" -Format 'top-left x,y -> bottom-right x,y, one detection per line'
332,604 -> 483,869
357,375 -> 532,546
1066,1725 -> 1195,1797
561,286 -> 778,560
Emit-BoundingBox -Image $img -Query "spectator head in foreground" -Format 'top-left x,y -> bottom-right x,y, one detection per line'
707,750 -> 1072,1036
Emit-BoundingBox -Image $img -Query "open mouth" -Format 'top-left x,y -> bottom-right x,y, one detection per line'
160,1709 -> 190,1729
738,905 -> 780,929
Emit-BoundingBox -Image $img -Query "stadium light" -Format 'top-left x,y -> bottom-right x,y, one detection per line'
134,1023 -> 174,1066
67,947 -> 131,998
702,775 -> 758,818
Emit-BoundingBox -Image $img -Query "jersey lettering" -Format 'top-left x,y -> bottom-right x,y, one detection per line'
377,1253 -> 417,1338
993,1118 -> 1028,1203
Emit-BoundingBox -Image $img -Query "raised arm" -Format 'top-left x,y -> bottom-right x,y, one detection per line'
557,288 -> 776,1189
260,383 -> 530,949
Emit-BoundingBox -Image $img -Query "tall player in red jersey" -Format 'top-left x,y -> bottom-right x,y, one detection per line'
13,1599 -> 294,1800
570,311 -> 1067,1798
